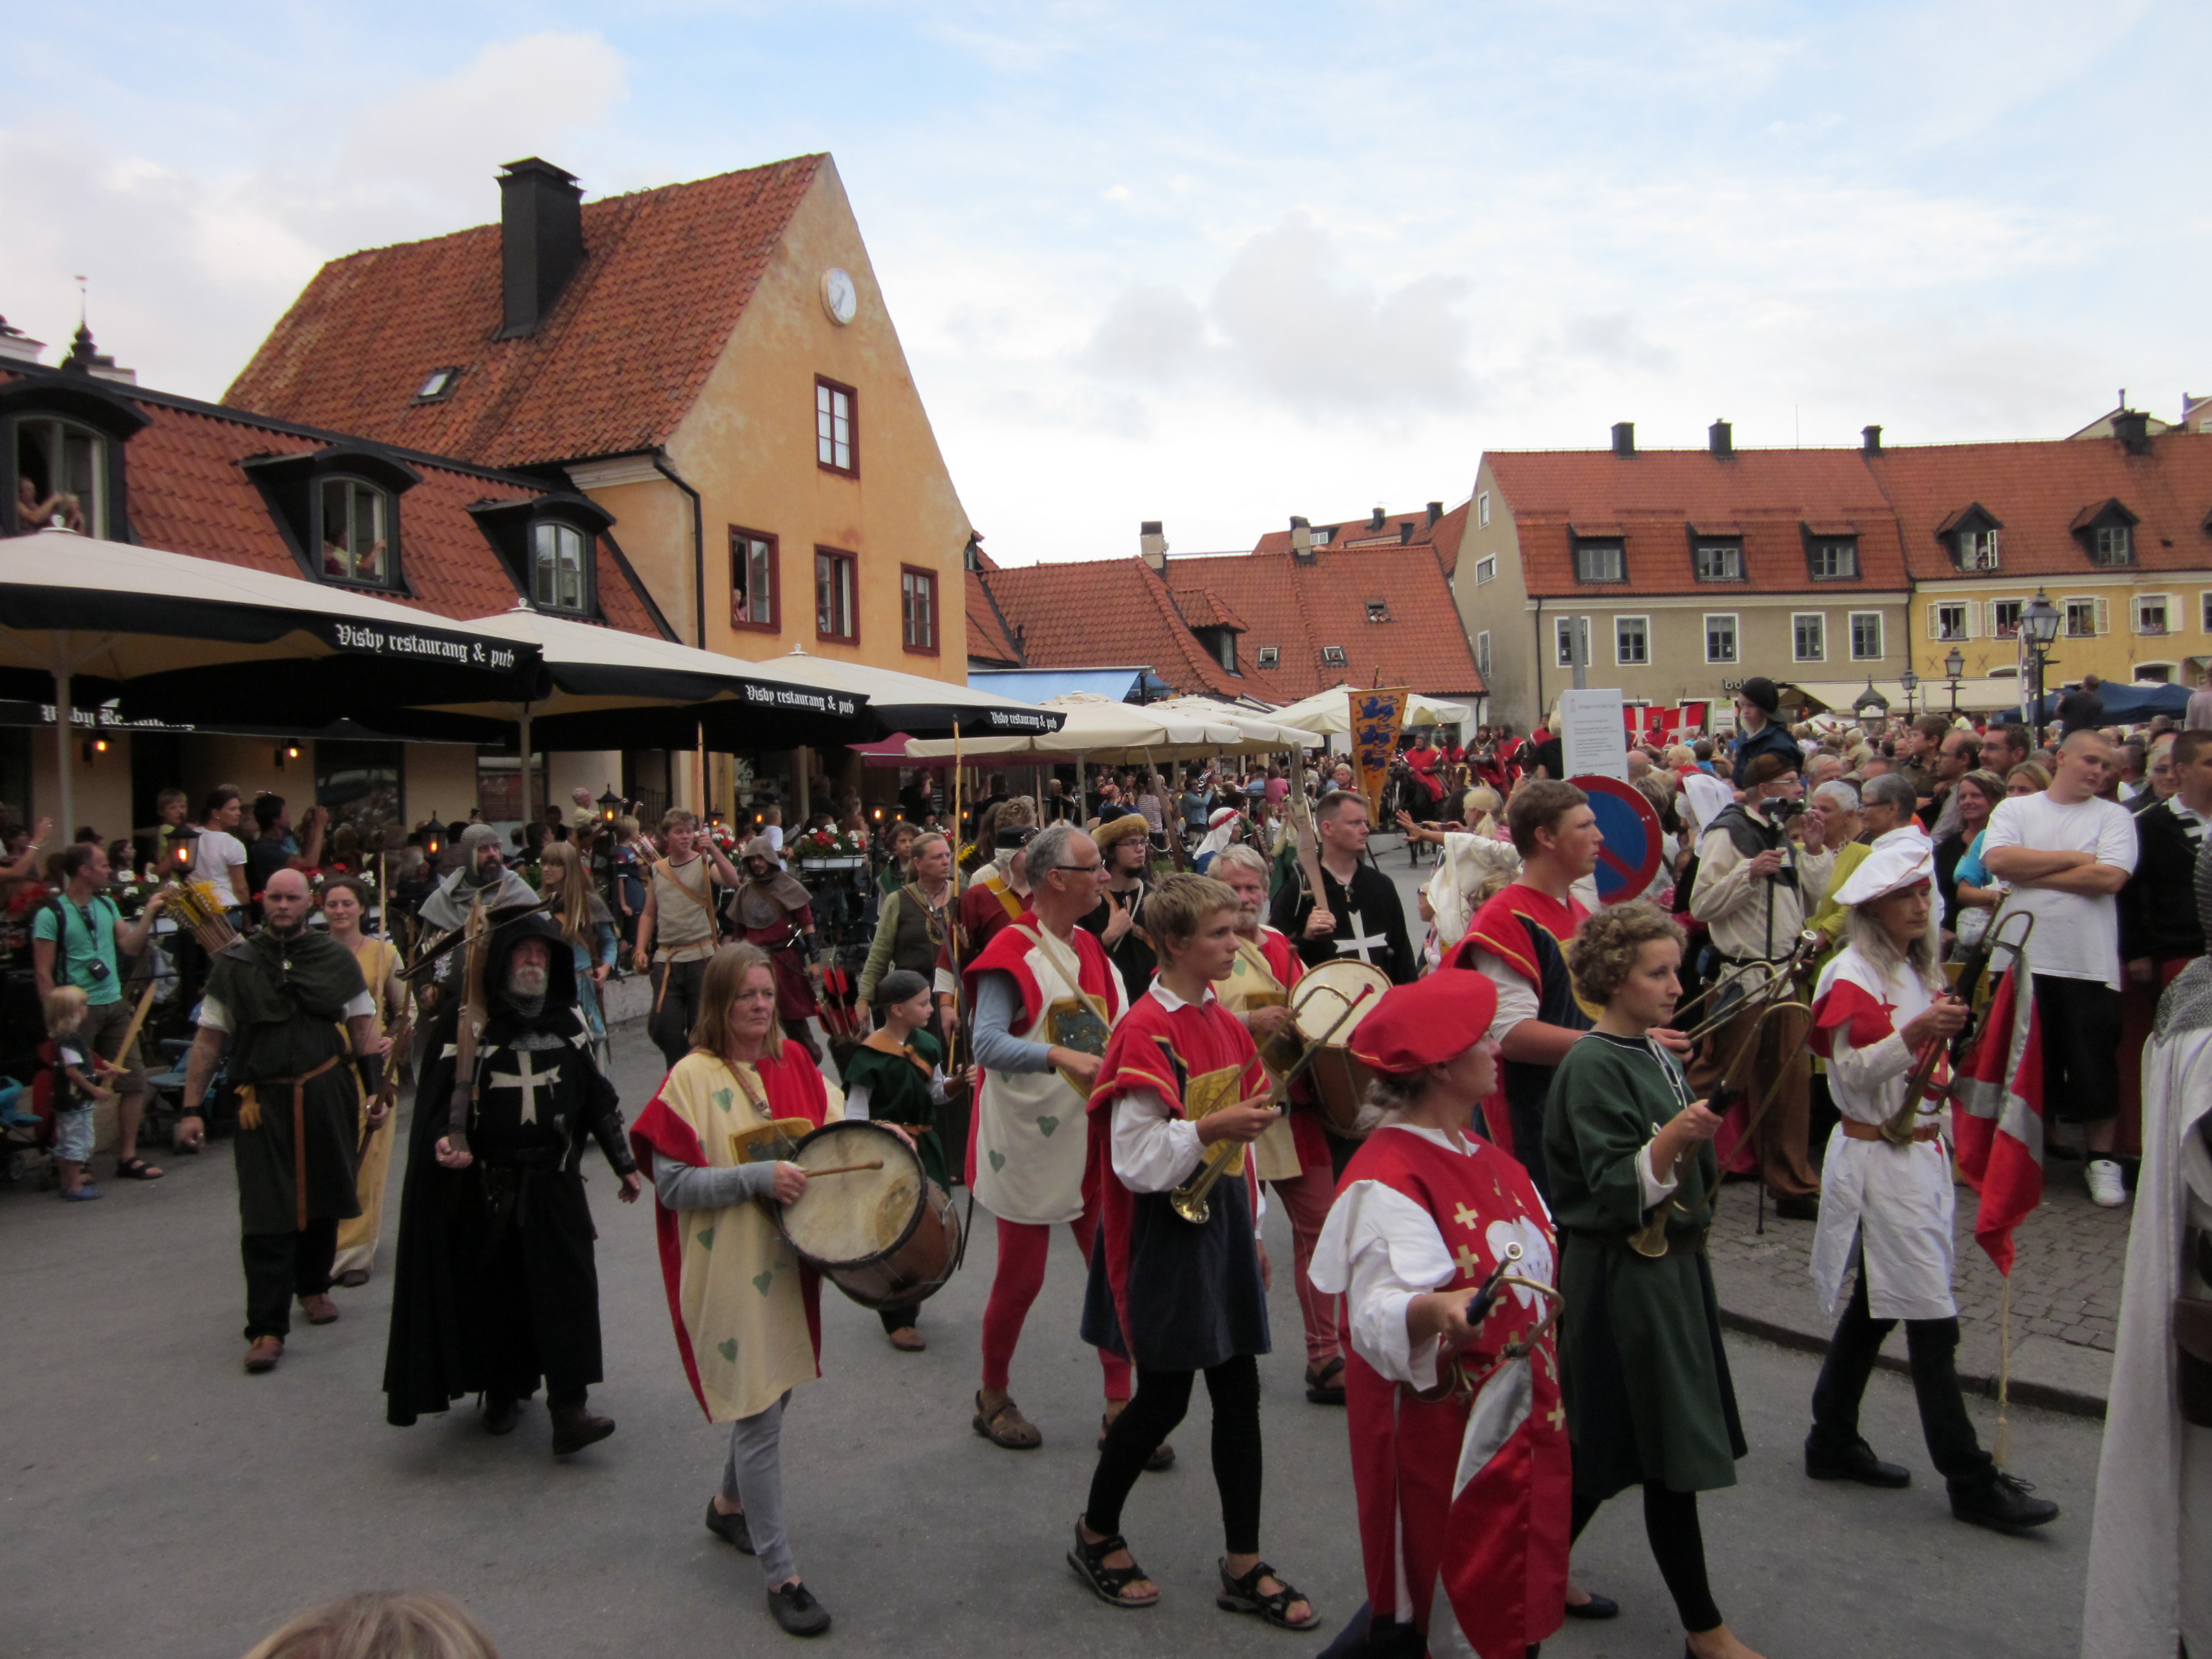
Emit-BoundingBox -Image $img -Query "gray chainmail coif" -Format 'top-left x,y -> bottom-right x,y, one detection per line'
2153,832 -> 2212,1039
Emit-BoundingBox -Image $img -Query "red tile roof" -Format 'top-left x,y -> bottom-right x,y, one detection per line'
3,369 -> 665,635
1251,501 -> 1467,562
977,559 -> 1248,698
1483,447 -> 1909,598
1168,586 -> 1249,632
224,156 -> 825,469
1867,431 -> 2212,581
965,566 -> 1023,666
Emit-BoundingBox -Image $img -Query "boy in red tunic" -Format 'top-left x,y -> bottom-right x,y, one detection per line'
1069,873 -> 1322,1634
1311,969 -> 1569,1659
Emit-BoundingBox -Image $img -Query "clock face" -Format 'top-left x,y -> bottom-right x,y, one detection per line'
821,268 -> 857,326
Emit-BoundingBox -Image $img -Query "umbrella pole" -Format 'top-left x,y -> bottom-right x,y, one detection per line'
53,654 -> 73,836
518,705 -> 534,822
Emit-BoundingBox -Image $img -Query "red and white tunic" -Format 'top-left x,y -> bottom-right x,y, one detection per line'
1808,945 -> 1957,1321
1310,1121 -> 1569,1658
1217,926 -> 1330,1183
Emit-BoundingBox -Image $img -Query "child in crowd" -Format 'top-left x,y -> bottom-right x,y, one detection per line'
46,985 -> 112,1202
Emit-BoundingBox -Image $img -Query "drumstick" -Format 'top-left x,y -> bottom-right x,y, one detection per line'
801,1159 -> 885,1178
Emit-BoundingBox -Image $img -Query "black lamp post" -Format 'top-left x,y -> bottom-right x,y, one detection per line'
1853,677 -> 1889,732
597,785 -> 622,824
2021,588 -> 2062,739
1899,666 -> 1919,720
1944,646 -> 1965,715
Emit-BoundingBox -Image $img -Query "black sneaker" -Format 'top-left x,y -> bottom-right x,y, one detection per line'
768,1581 -> 831,1637
705,1498 -> 755,1554
1950,1470 -> 2059,1532
482,1395 -> 523,1437
1804,1433 -> 1911,1488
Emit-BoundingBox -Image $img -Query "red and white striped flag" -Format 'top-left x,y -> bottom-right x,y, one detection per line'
1949,959 -> 2045,1274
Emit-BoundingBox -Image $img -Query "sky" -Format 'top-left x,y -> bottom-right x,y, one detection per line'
4,1 -> 2206,564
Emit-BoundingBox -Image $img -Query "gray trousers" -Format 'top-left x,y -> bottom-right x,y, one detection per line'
721,1391 -> 795,1584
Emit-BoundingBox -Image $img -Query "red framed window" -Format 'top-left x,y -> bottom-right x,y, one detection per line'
901,565 -> 937,653
815,546 -> 857,642
815,377 -> 857,477
730,526 -> 778,630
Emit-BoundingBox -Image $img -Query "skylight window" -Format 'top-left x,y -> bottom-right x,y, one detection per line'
414,367 -> 462,404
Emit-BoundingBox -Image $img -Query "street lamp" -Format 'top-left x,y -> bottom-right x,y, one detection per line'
1944,646 -> 1965,714
1899,667 -> 1919,719
2021,588 -> 2063,738
597,785 -> 622,823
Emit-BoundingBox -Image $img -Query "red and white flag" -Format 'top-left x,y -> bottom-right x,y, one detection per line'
1439,1350 -> 1572,1659
1949,959 -> 2045,1274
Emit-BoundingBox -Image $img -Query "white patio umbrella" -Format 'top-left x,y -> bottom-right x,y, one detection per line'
0,528 -> 544,830
760,645 -> 1063,739
903,692 -> 1237,761
1265,683 -> 1475,735
1149,696 -> 1320,754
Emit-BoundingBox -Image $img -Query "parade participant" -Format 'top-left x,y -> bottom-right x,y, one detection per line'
842,969 -> 966,1352
540,842 -> 618,1071
630,943 -> 843,1639
323,878 -> 406,1288
1404,732 -> 1446,812
633,809 -> 744,1068
1213,843 -> 1345,1404
383,914 -> 638,1448
937,820 -> 1036,1042
1688,750 -> 1824,1219
1310,968 -> 1569,1659
964,822 -> 1134,1451
416,822 -> 539,941
1799,842 -> 2058,1530
1079,812 -> 1159,1004
1444,779 -> 1599,1199
860,828 -> 956,1014
1548,902 -> 1764,1659
731,836 -> 823,1060
1269,790 -> 1416,985
1072,874 -> 1319,1632
2084,839 -> 2212,1657
177,868 -> 380,1374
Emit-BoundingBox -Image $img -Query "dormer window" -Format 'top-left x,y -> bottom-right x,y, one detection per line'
1958,529 -> 2000,568
3,374 -> 148,540
1694,541 -> 1743,582
1572,537 -> 1626,583
14,416 -> 110,538
1938,503 -> 2004,571
531,521 -> 588,612
318,477 -> 393,587
413,367 -> 462,404
2073,499 -> 2140,567
1808,538 -> 1859,580
1365,598 -> 1391,624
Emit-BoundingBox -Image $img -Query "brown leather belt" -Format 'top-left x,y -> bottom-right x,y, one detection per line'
238,1055 -> 342,1230
1841,1118 -> 1942,1144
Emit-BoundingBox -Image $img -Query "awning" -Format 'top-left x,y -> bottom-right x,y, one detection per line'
1267,684 -> 1476,735
1782,677 -> 2035,716
905,693 -> 1240,761
758,648 -> 1063,738
966,667 -> 1173,705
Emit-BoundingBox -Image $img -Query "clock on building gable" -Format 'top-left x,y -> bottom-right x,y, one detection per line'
820,268 -> 857,326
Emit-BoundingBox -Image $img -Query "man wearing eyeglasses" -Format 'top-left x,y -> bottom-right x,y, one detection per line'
962,822 -> 1137,1454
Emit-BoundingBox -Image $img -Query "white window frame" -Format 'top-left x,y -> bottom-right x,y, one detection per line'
1573,540 -> 1625,583
1475,630 -> 1491,677
1615,614 -> 1650,667
1957,528 -> 2001,571
1703,613 -> 1738,665
1473,555 -> 1498,585
1791,611 -> 1827,662
2136,592 -> 2172,636
1477,492 -> 1491,528
1991,597 -> 2023,639
2064,596 -> 2102,639
2093,523 -> 2133,565
1849,611 -> 1884,661
1320,644 -> 1348,666
1932,601 -> 1968,642
1694,542 -> 1744,583
1810,538 -> 1860,581
1256,645 -> 1280,669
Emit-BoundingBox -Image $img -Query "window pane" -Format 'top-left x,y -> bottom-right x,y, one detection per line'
320,480 -> 352,579
816,553 -> 833,633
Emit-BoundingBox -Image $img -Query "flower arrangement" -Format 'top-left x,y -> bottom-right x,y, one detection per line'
798,826 -> 867,858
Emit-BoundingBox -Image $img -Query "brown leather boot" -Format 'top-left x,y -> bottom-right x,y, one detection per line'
549,1396 -> 615,1456
297,1293 -> 340,1326
244,1337 -> 284,1374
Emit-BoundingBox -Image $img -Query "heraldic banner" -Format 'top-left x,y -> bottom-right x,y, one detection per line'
1350,686 -> 1410,821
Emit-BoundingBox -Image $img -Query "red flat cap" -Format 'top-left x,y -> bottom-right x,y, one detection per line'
1350,969 -> 1499,1076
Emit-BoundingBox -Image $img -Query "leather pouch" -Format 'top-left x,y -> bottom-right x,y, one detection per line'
2174,1294 -> 2212,1429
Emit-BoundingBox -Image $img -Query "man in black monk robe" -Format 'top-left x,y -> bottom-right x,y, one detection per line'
383,912 -> 641,1454
179,868 -> 382,1375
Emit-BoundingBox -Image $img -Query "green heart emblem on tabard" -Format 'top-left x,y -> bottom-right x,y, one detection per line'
1036,1115 -> 1059,1137
752,1270 -> 774,1294
696,1227 -> 715,1250
717,1339 -> 737,1363
987,1149 -> 1006,1172
712,1088 -> 734,1113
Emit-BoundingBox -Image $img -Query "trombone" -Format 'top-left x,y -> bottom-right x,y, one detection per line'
1669,928 -> 1822,1044
1170,984 -> 1376,1225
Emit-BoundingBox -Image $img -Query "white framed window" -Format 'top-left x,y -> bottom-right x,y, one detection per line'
1573,540 -> 1625,583
1477,492 -> 1491,528
2092,524 -> 2133,565
1694,542 -> 1743,582
1256,645 -> 1280,669
1849,611 -> 1883,660
2137,593 -> 2172,635
1932,601 -> 1968,641
2065,596 -> 2107,638
1615,615 -> 1649,666
1474,555 -> 1497,585
1957,528 -> 2001,570
1704,613 -> 1738,664
2135,661 -> 2178,683
1792,612 -> 1826,661
1475,630 -> 1491,676
1321,644 -> 1347,666
1810,538 -> 1860,580
530,521 -> 588,613
13,415 -> 112,539
1991,598 -> 2023,639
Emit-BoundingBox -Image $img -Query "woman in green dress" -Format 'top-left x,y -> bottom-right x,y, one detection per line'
1546,901 -> 1766,1659
841,969 -> 968,1352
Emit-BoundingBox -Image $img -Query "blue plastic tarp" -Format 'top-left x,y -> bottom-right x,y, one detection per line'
967,667 -> 1172,704
2029,681 -> 2193,721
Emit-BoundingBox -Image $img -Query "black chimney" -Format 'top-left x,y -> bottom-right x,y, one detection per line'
2114,409 -> 2153,455
1368,506 -> 1386,531
1708,419 -> 1733,458
1861,424 -> 1883,454
497,158 -> 585,340
1426,500 -> 1443,526
1611,421 -> 1635,457
1399,520 -> 1415,544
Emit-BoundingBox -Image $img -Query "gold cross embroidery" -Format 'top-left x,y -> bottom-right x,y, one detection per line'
1546,1400 -> 1566,1431
1454,1243 -> 1484,1279
1452,1202 -> 1482,1231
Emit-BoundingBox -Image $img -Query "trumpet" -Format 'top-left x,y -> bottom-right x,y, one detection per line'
1170,983 -> 1376,1225
1671,930 -> 1822,1044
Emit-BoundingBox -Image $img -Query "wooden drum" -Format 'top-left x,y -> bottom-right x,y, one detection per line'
774,1120 -> 961,1311
1284,959 -> 1391,1138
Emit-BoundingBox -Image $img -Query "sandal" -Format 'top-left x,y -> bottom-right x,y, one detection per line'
1067,1519 -> 1160,1609
1304,1356 -> 1347,1405
973,1390 -> 1042,1449
1098,1411 -> 1176,1470
114,1156 -> 164,1181
1216,1558 -> 1321,1631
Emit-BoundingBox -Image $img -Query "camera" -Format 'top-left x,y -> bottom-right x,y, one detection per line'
84,957 -> 110,981
1766,797 -> 1806,824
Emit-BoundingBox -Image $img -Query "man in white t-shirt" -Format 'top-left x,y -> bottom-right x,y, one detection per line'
1979,729 -> 2138,1206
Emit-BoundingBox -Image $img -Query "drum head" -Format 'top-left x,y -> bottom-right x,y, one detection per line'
1291,960 -> 1391,1045
776,1121 -> 927,1270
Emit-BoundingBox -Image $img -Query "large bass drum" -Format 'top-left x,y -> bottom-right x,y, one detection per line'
1276,958 -> 1391,1138
774,1120 -> 960,1311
